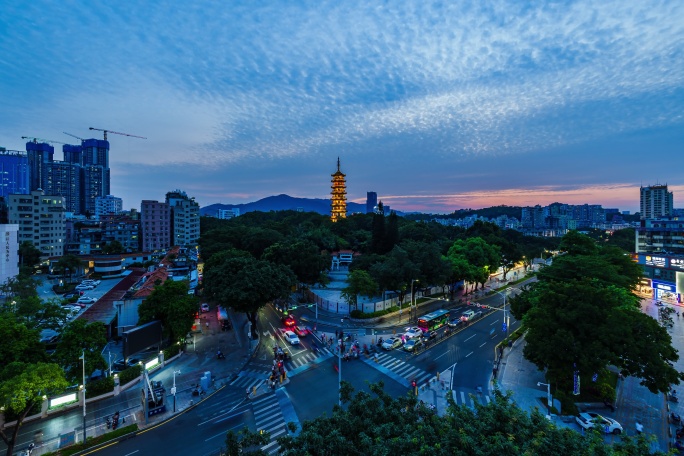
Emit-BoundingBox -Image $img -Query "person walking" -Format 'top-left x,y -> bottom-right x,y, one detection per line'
635,421 -> 643,435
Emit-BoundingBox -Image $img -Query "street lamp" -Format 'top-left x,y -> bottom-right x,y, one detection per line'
485,287 -> 522,336
338,318 -> 343,406
79,349 -> 86,443
537,382 -> 552,416
172,370 -> 181,412
411,279 -> 419,323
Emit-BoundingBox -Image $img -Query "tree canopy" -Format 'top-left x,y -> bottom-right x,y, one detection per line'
138,280 -> 198,344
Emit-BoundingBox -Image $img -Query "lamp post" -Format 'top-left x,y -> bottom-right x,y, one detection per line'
486,287 -> 517,336
411,279 -> 419,323
537,382 -> 552,416
80,349 -> 86,442
172,370 -> 181,412
338,318 -> 343,406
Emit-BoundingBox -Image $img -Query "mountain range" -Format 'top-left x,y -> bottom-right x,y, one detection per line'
200,194 -> 368,217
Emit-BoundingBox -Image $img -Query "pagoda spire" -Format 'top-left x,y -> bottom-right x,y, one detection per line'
330,158 -> 347,222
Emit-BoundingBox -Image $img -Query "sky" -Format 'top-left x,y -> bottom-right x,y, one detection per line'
1,1 -> 683,214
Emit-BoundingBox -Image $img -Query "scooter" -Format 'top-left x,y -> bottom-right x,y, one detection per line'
106,417 -> 111,429
669,393 -> 680,403
672,412 -> 682,424
217,351 -> 225,359
376,337 -> 384,347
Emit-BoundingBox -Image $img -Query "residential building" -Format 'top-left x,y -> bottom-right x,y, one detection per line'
0,149 -> 29,199
101,215 -> 140,253
0,224 -> 19,286
330,158 -> 347,222
640,184 -> 673,220
95,195 -> 123,217
166,190 -> 200,247
366,192 -> 377,214
140,200 -> 171,252
47,161 -> 81,214
8,189 -> 65,257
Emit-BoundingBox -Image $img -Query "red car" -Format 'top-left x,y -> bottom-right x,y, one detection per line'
294,326 -> 309,337
282,316 -> 296,328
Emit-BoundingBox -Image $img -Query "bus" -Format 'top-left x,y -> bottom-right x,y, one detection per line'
417,309 -> 450,332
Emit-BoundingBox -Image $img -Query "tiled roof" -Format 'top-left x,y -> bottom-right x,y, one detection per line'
133,268 -> 169,298
77,269 -> 146,324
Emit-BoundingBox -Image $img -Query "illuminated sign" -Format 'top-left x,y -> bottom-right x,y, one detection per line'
50,393 -> 78,408
145,359 -> 159,370
654,282 -> 675,292
639,278 -> 652,286
671,258 -> 684,271
645,256 -> 667,267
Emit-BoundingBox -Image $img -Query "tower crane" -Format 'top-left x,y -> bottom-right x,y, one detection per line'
88,127 -> 147,141
63,131 -> 85,142
21,136 -> 67,145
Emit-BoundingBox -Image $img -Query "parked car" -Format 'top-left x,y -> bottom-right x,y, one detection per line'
63,291 -> 84,299
284,330 -> 300,345
403,338 -> 424,352
575,412 -> 623,434
200,303 -> 210,312
294,326 -> 309,337
461,309 -> 482,321
381,337 -> 403,350
75,284 -> 94,291
82,280 -> 101,286
404,326 -> 423,340
77,296 -> 97,304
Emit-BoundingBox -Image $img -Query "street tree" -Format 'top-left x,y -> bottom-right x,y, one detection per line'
276,381 -> 657,456
18,241 -> 41,270
224,427 -> 270,456
340,270 -> 378,311
446,237 -> 500,290
138,280 -> 198,344
52,254 -> 83,283
53,320 -> 107,382
369,246 -> 419,305
203,256 -> 295,339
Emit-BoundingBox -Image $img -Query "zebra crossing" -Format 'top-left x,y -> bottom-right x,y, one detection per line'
230,348 -> 333,388
452,389 -> 491,408
363,352 -> 435,387
253,393 -> 287,455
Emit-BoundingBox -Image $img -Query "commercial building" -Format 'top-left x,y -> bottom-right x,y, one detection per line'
8,189 -> 65,257
0,149 -> 29,199
366,192 -> 377,214
95,195 -> 123,217
640,184 -> 673,220
0,224 -> 19,285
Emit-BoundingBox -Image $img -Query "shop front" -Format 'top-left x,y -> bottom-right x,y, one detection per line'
653,280 -> 680,304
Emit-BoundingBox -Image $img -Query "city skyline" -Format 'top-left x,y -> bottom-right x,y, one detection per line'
1,1 -> 682,213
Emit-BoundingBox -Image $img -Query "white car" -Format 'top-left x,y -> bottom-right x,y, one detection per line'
77,296 -> 97,304
201,303 -> 210,312
575,412 -> 623,434
284,330 -> 300,345
75,284 -> 94,291
404,327 -> 424,340
461,310 -> 482,321
82,280 -> 100,287
381,337 -> 403,350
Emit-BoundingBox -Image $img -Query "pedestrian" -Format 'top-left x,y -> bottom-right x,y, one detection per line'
635,421 -> 643,434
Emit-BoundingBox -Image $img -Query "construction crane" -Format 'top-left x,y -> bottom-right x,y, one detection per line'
21,136 -> 67,145
89,127 -> 147,141
63,131 -> 85,142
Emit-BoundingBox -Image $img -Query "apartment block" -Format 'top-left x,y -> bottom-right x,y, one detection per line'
140,200 -> 171,252
8,189 -> 65,257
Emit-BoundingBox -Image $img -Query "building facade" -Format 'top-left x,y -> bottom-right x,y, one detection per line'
640,185 -> 673,220
140,200 -> 171,252
166,190 -> 200,247
95,195 -> 123,217
217,208 -> 240,219
366,192 -> 377,214
0,149 -> 29,199
8,189 -> 65,257
330,158 -> 347,222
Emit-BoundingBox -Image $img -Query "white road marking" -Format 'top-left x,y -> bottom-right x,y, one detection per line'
434,350 -> 450,361
465,351 -> 474,358
464,335 -> 475,342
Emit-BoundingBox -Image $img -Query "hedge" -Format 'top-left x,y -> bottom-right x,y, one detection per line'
42,423 -> 139,455
350,306 -> 399,319
118,364 -> 142,384
164,343 -> 181,358
86,376 -> 115,398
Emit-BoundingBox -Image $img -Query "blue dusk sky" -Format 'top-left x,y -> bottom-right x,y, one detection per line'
1,1 -> 682,214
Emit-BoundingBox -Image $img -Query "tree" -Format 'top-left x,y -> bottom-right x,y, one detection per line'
52,254 -> 83,283
203,256 -> 295,339
276,381 -> 658,456
370,205 -> 385,254
53,320 -> 107,382
0,363 -> 69,456
383,211 -> 399,253
262,240 -> 329,287
511,231 -> 682,396
101,240 -> 125,255
138,280 -> 198,344
224,427 -> 270,456
18,241 -> 41,269
369,246 -> 419,305
446,237 -> 500,291
340,270 -> 378,310
0,318 -> 45,367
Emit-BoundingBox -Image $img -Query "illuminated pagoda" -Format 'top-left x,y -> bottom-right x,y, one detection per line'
330,157 -> 347,222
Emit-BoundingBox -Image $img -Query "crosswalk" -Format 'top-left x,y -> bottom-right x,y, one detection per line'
253,393 -> 287,455
363,352 -> 435,387
230,348 -> 333,388
451,389 -> 492,408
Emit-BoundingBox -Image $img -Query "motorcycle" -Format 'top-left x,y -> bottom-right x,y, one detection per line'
672,412 -> 682,424
112,411 -> 120,430
217,351 -> 225,359
106,417 -> 111,429
670,393 -> 680,403
376,337 -> 384,347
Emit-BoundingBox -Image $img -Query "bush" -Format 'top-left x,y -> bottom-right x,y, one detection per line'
118,365 -> 142,384
164,343 -> 181,358
86,376 -> 115,398
42,423 -> 138,455
350,306 -> 399,319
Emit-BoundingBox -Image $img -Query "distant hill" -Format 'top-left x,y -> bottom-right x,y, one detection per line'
200,194 -> 367,217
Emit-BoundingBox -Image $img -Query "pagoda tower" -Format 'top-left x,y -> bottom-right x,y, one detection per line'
330,157 -> 347,222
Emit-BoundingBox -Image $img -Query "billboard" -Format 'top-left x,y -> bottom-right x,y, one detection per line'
677,271 -> 684,296
123,320 -> 162,359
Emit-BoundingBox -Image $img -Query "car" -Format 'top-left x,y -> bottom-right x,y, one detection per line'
404,326 -> 424,340
81,280 -> 100,286
382,337 -> 403,350
447,317 -> 464,328
282,315 -> 296,328
461,309 -> 482,321
77,296 -> 97,304
575,412 -> 623,434
294,326 -> 309,337
423,330 -> 438,341
75,284 -> 94,291
403,338 -> 424,352
63,291 -> 84,299
112,359 -> 127,372
200,303 -> 210,312
283,330 -> 300,345
61,305 -> 80,314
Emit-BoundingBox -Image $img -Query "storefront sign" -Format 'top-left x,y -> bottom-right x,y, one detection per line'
645,256 -> 667,268
671,258 -> 684,271
654,282 -> 675,292
639,278 -> 652,286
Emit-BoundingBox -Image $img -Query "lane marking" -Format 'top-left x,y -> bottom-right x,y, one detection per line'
465,351 -> 474,358
479,342 -> 487,348
205,423 -> 244,442
124,451 -> 139,456
464,335 -> 475,342
434,350 -> 451,361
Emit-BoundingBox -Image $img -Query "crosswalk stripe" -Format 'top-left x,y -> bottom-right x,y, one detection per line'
416,373 -> 433,384
397,365 -> 420,377
259,416 -> 284,430
254,403 -> 279,417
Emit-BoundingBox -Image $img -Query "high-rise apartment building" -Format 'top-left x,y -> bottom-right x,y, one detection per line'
26,141 -> 54,191
0,224 -> 19,285
140,200 -> 171,252
366,192 -> 377,214
640,185 -> 673,220
47,161 -> 81,214
95,195 -> 123,217
217,208 -> 240,219
330,158 -> 347,222
8,189 -> 65,257
166,190 -> 200,246
0,149 -> 29,199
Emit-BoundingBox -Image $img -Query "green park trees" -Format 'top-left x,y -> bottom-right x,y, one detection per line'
511,230 -> 683,399
52,320 -> 107,383
340,270 -> 378,310
138,280 -> 198,344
